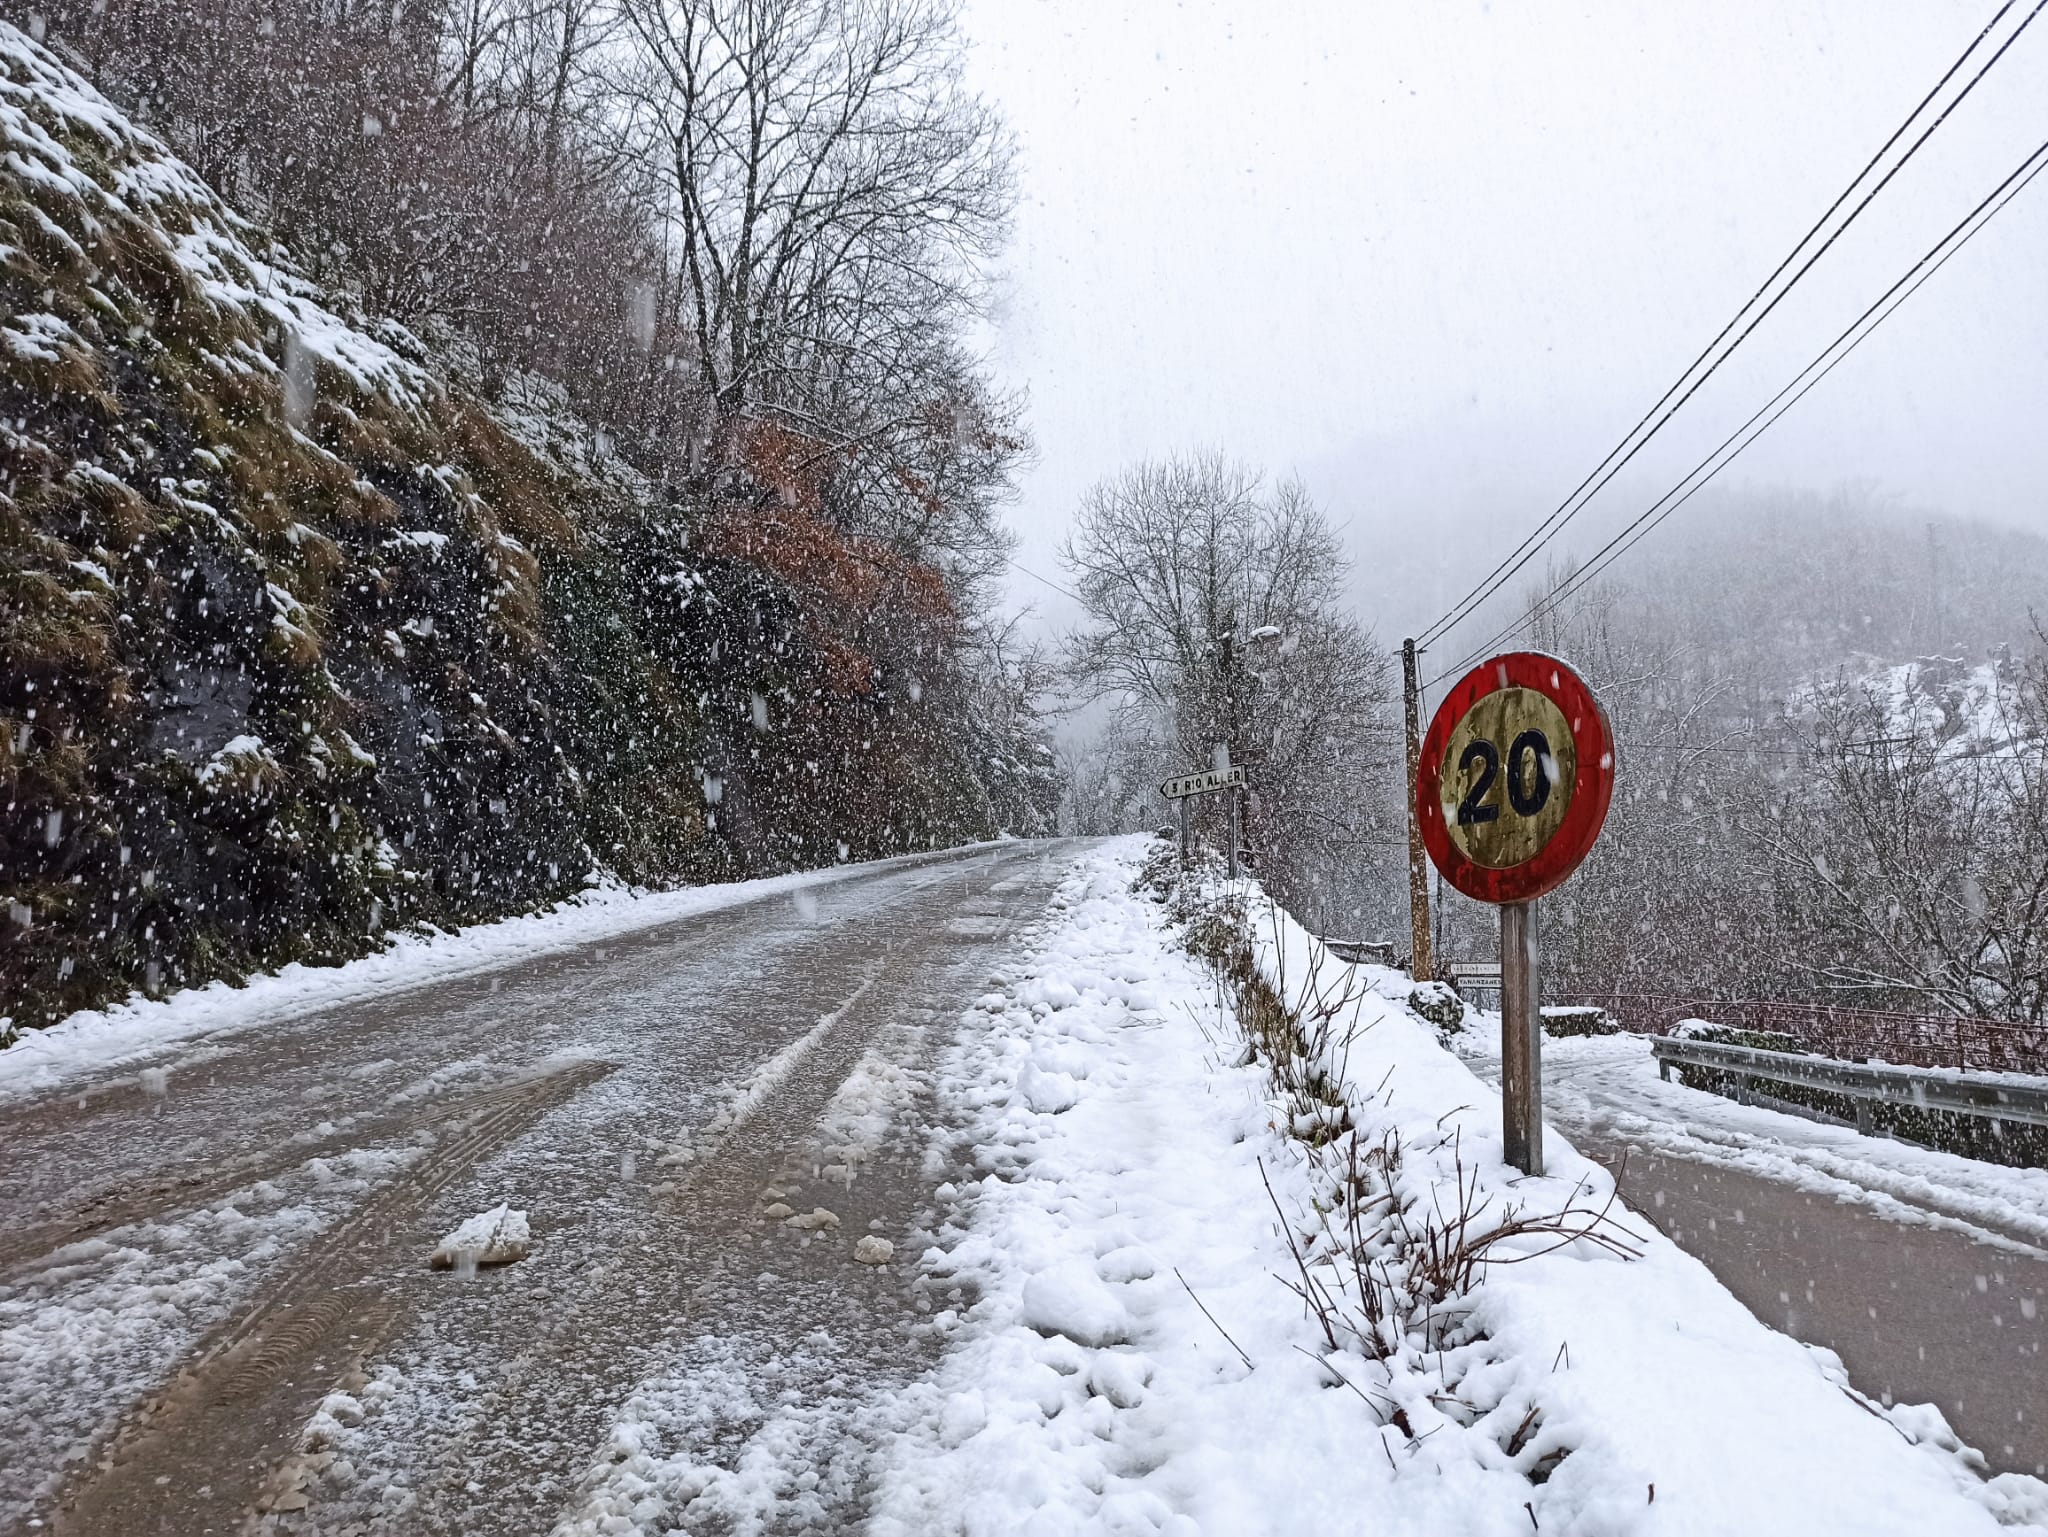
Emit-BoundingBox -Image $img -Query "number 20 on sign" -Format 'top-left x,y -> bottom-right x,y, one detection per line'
1416,652 -> 1615,1175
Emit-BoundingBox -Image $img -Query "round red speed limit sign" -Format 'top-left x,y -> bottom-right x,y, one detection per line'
1417,652 -> 1615,904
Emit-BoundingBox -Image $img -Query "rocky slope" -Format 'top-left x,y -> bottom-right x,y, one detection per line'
0,26 -> 1055,1033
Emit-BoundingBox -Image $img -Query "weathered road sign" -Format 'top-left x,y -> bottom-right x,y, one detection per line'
1160,765 -> 1247,800
1415,651 -> 1615,1176
1417,651 -> 1615,904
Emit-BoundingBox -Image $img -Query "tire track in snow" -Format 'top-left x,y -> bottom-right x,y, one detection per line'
45,1059 -> 615,1537
0,1062 -> 609,1280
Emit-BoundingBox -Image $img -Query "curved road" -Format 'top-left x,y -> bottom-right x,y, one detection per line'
0,840 -> 1082,1535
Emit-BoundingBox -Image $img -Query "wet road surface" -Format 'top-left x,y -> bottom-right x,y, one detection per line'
1475,1037 -> 2048,1479
1580,1132 -> 2047,1477
0,840 -> 1084,1535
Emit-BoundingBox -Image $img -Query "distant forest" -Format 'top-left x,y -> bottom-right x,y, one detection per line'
1435,489 -> 2048,1023
1057,479 -> 2048,1025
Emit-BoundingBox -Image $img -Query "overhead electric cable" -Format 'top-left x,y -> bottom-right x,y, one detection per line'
1006,556 -> 1083,602
1414,0 -> 2043,652
1424,137 -> 2048,691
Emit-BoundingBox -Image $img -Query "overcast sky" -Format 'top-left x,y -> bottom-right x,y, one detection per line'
956,0 -> 2048,656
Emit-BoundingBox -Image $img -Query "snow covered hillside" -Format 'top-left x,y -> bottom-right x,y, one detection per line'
0,24 -> 1055,1037
865,839 -> 2047,1535
1844,656 -> 2030,758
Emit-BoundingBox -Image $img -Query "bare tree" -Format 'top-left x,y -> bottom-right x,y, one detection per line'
1761,659 -> 2048,1021
1061,456 -> 1352,752
615,0 -> 1010,452
1058,454 -> 1397,924
1493,545 -> 2048,1024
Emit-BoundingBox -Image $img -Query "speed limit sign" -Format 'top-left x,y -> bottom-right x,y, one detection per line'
1415,651 -> 1614,1176
1417,651 -> 1615,904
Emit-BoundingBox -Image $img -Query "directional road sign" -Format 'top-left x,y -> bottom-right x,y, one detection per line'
1160,765 -> 1247,800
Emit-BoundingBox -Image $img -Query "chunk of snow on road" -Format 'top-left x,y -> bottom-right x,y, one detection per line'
428,1203 -> 530,1270
1019,1261 -> 1129,1347
852,1235 -> 895,1265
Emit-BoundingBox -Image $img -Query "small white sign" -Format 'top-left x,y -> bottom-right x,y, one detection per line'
1160,765 -> 1247,800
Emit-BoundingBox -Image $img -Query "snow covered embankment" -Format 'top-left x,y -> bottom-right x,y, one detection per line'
0,848 -> 993,1104
876,837 -> 2047,1535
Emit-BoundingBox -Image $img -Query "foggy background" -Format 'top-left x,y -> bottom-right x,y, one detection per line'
958,0 -> 2048,657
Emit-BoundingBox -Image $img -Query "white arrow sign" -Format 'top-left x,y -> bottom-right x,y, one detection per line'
1159,765 -> 1247,800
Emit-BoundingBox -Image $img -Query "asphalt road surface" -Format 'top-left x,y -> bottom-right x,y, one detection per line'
0,840 -> 1080,1536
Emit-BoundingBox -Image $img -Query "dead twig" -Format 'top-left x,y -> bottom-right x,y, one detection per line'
1175,1266 -> 1254,1371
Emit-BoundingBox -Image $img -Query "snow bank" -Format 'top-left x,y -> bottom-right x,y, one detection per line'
1471,1028 -> 2048,1255
0,846 -> 1000,1103
876,839 -> 2046,1535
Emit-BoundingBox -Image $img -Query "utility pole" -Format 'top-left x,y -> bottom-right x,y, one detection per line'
1402,638 -> 1434,983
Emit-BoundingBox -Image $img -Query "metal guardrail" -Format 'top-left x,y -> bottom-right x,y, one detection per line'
1574,991 -> 2048,1075
1650,1036 -> 2048,1132
1322,938 -> 1397,967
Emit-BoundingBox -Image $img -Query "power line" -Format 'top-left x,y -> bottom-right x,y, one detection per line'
1005,556 -> 1082,602
1431,140 -> 2048,689
1414,0 -> 2043,653
1416,0 -> 2039,650
1425,136 -> 2048,691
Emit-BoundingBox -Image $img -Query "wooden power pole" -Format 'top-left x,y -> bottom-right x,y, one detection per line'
1402,638 -> 1434,983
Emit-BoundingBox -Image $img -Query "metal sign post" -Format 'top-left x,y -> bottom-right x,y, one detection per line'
1414,652 -> 1615,1177
1160,765 -> 1250,875
1499,899 -> 1541,1174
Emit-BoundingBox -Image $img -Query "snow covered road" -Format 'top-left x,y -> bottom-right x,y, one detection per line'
6,838 -> 2045,1536
1467,1030 -> 2048,1477
0,840 -> 1080,1535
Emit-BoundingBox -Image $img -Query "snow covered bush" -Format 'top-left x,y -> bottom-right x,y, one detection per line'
1176,876 -> 1647,1489
1407,980 -> 1468,1038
